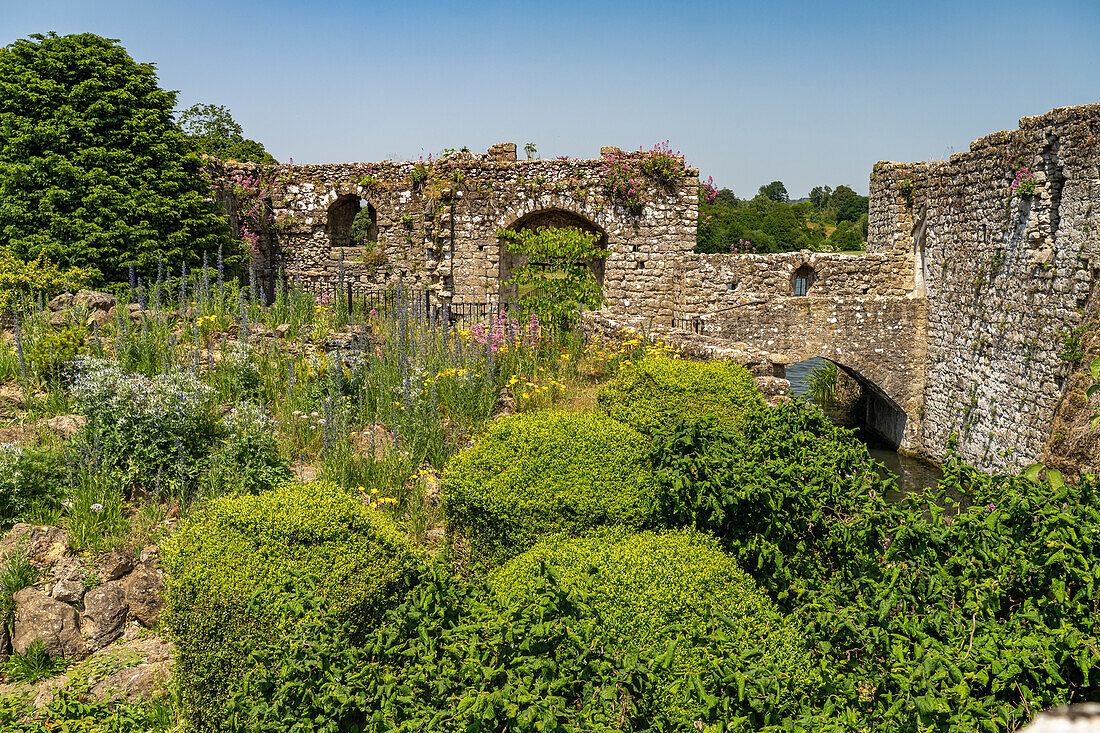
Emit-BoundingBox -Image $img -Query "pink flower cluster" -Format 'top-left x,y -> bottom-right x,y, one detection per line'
730,238 -> 755,254
702,175 -> 719,203
468,312 -> 542,354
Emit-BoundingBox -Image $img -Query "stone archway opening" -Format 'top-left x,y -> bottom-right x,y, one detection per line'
498,209 -> 608,304
791,265 -> 816,296
785,356 -> 907,449
326,195 -> 378,250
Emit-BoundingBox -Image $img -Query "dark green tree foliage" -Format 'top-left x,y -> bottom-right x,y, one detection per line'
499,226 -> 608,328
696,183 -> 869,255
0,33 -> 230,283
758,181 -> 789,203
178,103 -> 276,165
650,405 -> 1100,730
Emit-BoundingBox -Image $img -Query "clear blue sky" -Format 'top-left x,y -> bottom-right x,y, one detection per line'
3,0 -> 1098,197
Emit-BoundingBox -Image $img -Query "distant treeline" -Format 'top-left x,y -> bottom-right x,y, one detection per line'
697,181 -> 869,254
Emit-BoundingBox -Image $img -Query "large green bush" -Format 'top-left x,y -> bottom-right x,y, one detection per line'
226,563 -> 660,732
650,408 -> 1100,730
162,481 -> 421,732
442,410 -> 658,567
491,529 -> 821,726
596,356 -> 762,435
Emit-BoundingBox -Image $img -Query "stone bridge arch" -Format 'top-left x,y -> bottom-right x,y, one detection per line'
693,295 -> 928,450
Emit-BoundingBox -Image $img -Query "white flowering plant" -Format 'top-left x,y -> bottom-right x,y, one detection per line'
71,358 -> 221,496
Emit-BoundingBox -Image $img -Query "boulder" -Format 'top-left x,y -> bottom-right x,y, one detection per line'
48,311 -> 70,328
274,323 -> 292,338
1,524 -> 72,567
97,550 -> 133,581
51,580 -> 85,604
50,557 -> 85,583
86,310 -> 110,329
47,293 -> 74,312
73,290 -> 116,312
41,414 -> 87,440
91,661 -> 173,704
81,584 -> 129,651
0,382 -> 27,411
122,565 -> 164,627
13,587 -> 89,660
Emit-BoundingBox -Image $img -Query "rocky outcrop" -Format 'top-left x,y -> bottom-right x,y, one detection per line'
0,524 -> 72,567
121,565 -> 164,627
13,588 -> 89,661
81,584 -> 129,651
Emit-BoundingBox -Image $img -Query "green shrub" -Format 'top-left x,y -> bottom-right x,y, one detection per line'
650,403 -> 888,601
227,563 -> 659,732
162,480 -> 422,732
26,325 -> 84,381
491,528 -> 821,726
442,410 -> 658,568
597,356 -> 762,436
198,402 -> 291,498
0,444 -> 64,528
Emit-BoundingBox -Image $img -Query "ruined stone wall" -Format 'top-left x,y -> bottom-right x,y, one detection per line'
868,103 -> 1100,472
208,145 -> 698,320
674,251 -> 912,316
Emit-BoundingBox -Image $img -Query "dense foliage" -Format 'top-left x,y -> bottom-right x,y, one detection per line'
498,226 -> 608,327
492,529 -> 822,725
177,103 -> 276,165
650,407 -> 1100,730
162,481 -> 422,731
442,410 -> 657,567
597,356 -> 762,436
696,184 -> 868,254
0,33 -> 230,283
225,565 -> 659,732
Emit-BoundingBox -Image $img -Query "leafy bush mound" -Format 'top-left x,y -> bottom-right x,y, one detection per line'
597,356 -> 762,435
651,408 -> 1100,729
162,480 -> 422,732
442,410 -> 657,567
491,529 -> 821,726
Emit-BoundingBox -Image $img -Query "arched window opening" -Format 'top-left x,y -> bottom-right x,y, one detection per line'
791,265 -> 816,297
326,194 -> 362,249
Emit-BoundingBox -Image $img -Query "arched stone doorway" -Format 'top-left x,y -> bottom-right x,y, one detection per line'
498,209 -> 608,304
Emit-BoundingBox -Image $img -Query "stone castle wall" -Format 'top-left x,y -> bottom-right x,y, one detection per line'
674,250 -> 913,315
208,145 -> 698,319
867,103 -> 1100,472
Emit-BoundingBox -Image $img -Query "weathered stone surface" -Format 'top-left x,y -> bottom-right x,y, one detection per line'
13,587 -> 88,660
51,580 -> 85,604
274,323 -> 292,338
122,565 -> 164,627
81,584 -> 129,651
73,290 -> 116,311
41,414 -> 87,439
1020,703 -> 1100,732
97,550 -> 133,581
86,310 -> 110,328
47,293 -> 74,312
50,557 -> 85,583
48,311 -> 70,328
1,524 -> 71,567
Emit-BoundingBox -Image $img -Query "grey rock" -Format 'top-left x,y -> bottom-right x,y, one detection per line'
52,580 -> 85,604
1,524 -> 72,568
274,323 -> 292,338
47,293 -> 74,312
81,584 -> 129,650
73,290 -> 116,311
13,587 -> 89,660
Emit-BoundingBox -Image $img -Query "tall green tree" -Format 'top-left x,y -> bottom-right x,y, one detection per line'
0,33 -> 230,284
178,103 -> 276,164
758,180 -> 789,203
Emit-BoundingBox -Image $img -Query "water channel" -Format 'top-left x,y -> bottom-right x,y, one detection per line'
785,357 -> 944,498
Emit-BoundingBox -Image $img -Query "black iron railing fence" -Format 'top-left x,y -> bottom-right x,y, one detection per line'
338,282 -> 513,325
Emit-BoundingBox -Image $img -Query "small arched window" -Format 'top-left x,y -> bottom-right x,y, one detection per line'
791,265 -> 816,296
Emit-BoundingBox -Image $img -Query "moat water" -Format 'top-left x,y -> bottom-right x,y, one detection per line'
786,357 -> 944,497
